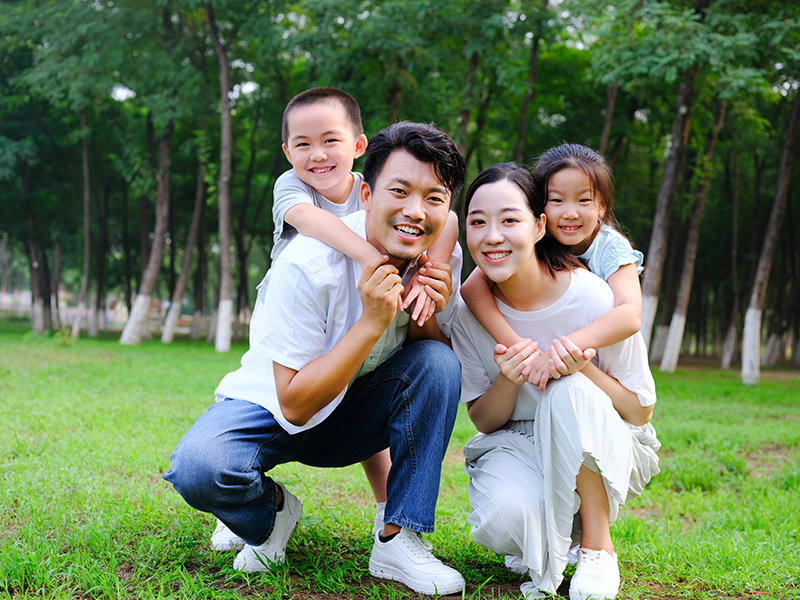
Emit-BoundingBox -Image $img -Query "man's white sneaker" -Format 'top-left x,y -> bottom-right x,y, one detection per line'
210,519 -> 246,551
369,528 -> 465,595
233,483 -> 302,573
569,548 -> 620,600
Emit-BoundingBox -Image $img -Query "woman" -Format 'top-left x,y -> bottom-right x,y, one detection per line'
451,163 -> 660,600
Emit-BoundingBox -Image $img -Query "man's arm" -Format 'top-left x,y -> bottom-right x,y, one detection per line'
273,256 -> 403,427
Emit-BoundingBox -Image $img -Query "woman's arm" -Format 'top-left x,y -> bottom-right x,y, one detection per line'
462,268 -> 524,347
466,339 -> 539,433
285,203 -> 383,268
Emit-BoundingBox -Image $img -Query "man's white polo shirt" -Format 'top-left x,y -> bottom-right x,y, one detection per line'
214,210 -> 463,435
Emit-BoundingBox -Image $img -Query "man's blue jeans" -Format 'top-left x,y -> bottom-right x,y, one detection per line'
163,339 -> 461,546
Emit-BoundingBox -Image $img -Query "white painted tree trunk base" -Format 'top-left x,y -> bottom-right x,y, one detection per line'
88,308 -> 98,338
206,310 -> 217,343
641,294 -> 658,349
761,333 -> 781,367
721,324 -> 737,370
660,313 -> 686,372
71,301 -> 85,339
31,299 -> 44,335
121,294 -> 151,346
161,302 -> 181,343
741,307 -> 761,386
191,310 -> 203,340
215,299 -> 233,352
649,325 -> 669,363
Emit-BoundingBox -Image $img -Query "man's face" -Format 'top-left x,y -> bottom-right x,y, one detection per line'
361,150 -> 451,268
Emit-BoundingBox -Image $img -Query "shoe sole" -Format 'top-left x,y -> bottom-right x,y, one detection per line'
369,559 -> 465,596
210,538 -> 246,552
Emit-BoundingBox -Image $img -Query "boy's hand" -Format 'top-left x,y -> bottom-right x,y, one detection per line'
402,256 -> 453,326
494,339 -> 540,386
358,256 -> 404,333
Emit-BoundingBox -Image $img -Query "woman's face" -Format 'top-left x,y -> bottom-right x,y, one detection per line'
466,179 -> 545,284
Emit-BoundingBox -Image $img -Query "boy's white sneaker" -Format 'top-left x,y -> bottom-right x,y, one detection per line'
569,548 -> 620,600
233,484 -> 302,573
210,519 -> 246,551
369,528 -> 465,595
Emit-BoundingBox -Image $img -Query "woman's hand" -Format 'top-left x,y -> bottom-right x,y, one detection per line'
494,339 -> 541,385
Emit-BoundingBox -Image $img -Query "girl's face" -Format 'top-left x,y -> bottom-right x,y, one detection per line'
466,179 -> 545,284
543,167 -> 604,254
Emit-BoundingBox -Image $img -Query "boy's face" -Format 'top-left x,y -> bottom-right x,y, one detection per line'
282,102 -> 367,203
360,150 -> 451,268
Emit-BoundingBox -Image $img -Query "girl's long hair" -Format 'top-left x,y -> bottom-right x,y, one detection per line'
464,162 -> 584,279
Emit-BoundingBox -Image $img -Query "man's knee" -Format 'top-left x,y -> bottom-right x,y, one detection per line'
408,339 -> 461,383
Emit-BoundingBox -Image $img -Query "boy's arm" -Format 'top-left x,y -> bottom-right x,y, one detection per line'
405,259 -> 454,346
462,268 -> 524,347
285,203 -> 383,268
273,257 -> 402,427
425,211 -> 459,264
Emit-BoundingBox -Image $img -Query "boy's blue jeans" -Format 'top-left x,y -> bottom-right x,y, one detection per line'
163,339 -> 461,546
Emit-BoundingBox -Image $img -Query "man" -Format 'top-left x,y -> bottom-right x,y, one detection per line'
164,121 -> 467,595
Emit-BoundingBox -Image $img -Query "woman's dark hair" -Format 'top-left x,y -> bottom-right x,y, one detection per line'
362,121 -> 466,203
532,143 -> 619,229
464,162 -> 584,279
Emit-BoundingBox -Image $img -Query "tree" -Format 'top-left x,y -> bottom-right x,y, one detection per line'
742,88 -> 800,384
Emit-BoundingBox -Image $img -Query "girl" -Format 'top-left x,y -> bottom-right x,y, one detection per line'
461,144 -> 643,391
451,163 -> 659,599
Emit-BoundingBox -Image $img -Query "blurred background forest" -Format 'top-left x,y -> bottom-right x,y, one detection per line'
1,0 -> 798,383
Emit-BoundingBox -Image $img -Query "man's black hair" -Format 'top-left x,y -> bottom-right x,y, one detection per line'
362,122 -> 466,201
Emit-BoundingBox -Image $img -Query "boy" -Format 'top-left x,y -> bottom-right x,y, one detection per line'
211,88 -> 460,552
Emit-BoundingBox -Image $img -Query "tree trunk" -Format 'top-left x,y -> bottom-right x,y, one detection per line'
90,185 -> 109,338
121,185 -> 133,314
208,4 -> 234,352
39,245 -> 52,331
139,112 -> 156,277
72,108 -> 92,339
721,134 -> 740,369
191,190 -> 207,341
640,67 -> 698,347
512,3 -> 546,163
52,240 -> 61,329
742,88 -> 800,385
24,164 -> 44,335
1,232 -> 8,295
163,159 -> 206,343
120,120 -> 175,345
455,50 -> 481,155
599,81 -> 620,156
661,100 -> 726,372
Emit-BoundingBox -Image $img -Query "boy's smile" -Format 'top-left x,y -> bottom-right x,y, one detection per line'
282,102 -> 367,204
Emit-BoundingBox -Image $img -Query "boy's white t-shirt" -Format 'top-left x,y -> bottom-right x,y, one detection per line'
270,169 -> 364,264
451,268 -> 656,422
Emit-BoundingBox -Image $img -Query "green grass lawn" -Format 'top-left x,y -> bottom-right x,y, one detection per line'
1,318 -> 799,599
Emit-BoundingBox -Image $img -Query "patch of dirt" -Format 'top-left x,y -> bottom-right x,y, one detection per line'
746,444 -> 798,479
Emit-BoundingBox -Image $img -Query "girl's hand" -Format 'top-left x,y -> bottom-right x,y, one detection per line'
547,336 -> 596,380
524,350 -> 554,392
494,339 -> 540,385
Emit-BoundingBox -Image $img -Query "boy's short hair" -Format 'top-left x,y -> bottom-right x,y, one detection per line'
362,122 -> 466,202
281,87 -> 364,145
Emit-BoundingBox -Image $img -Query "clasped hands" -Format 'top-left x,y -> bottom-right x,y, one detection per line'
494,337 -> 597,392
358,254 -> 452,331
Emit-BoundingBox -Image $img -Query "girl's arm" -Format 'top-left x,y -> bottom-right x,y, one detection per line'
466,339 -> 539,434
565,263 -> 642,350
462,268 -> 525,347
285,203 -> 383,268
402,211 -> 460,324
525,264 -> 642,390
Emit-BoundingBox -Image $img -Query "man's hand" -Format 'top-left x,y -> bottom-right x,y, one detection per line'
494,339 -> 540,385
358,255 -> 404,333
